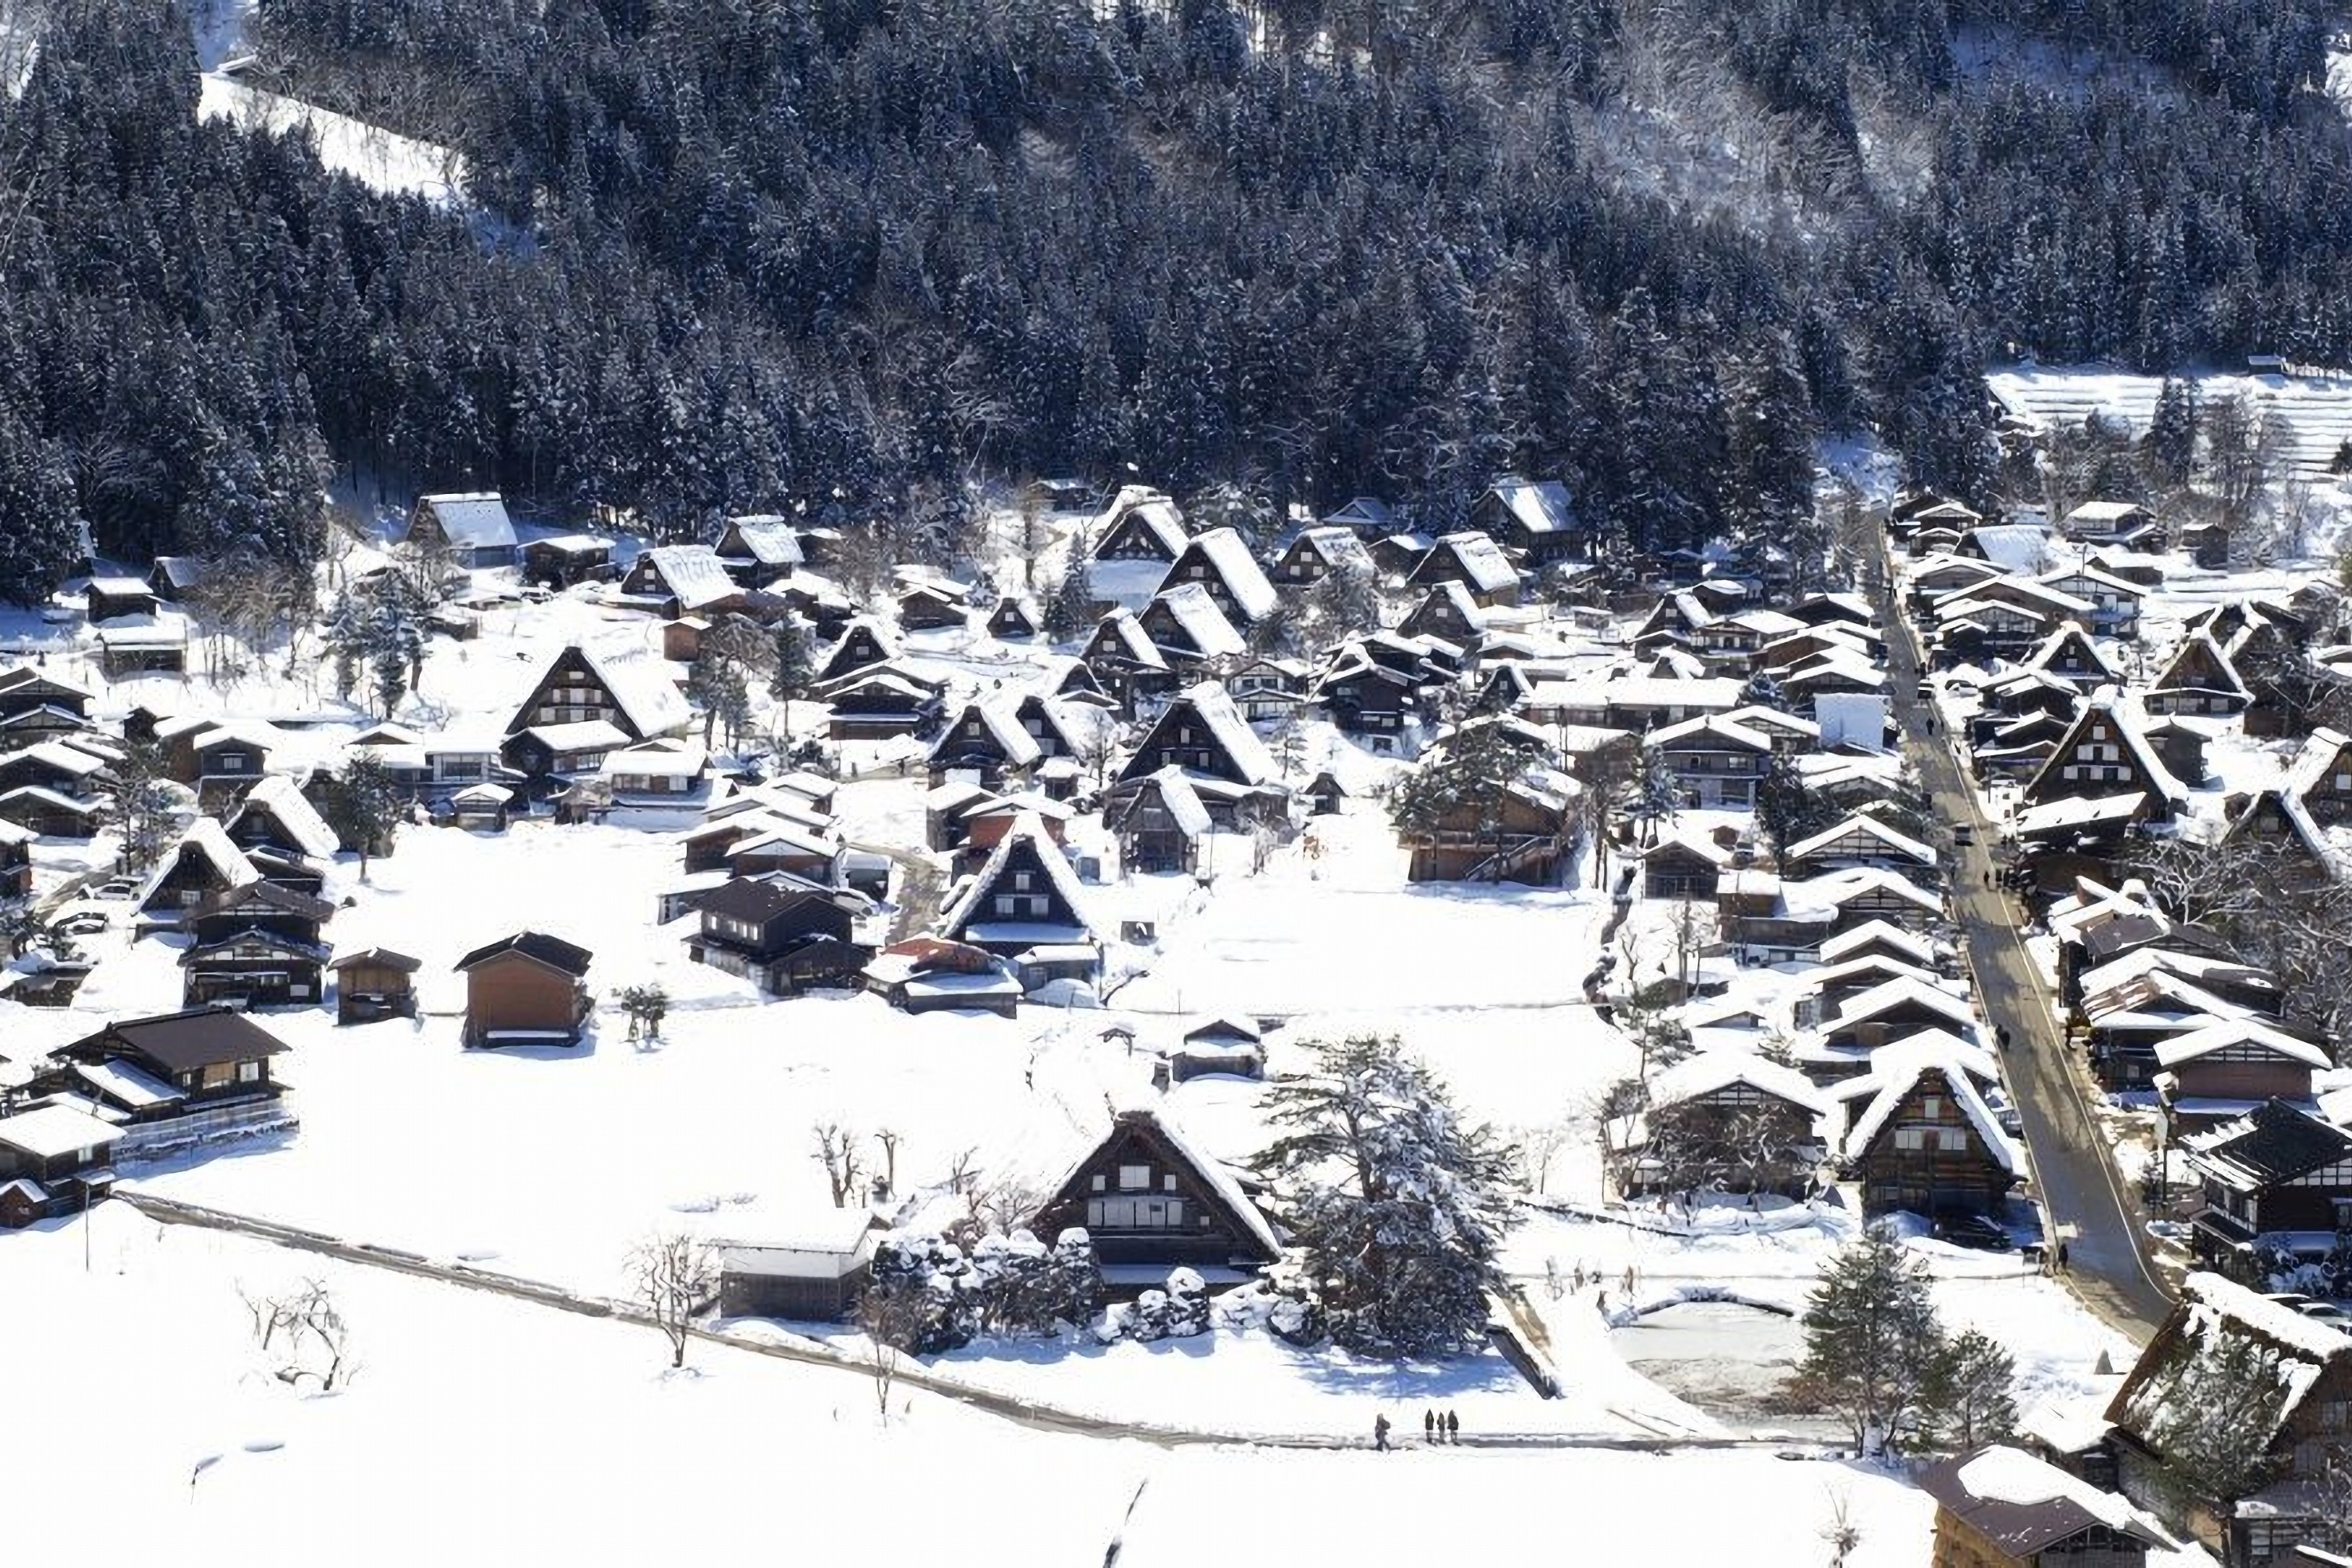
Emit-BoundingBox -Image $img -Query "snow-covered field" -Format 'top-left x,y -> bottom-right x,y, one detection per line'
6,1204 -> 1958,1568
1990,361 -> 2352,485
198,76 -> 468,205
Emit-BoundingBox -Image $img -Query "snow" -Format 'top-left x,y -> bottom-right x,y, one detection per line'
198,76 -> 469,206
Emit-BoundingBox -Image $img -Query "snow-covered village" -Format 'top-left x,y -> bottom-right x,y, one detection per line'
15,0 -> 2352,1559
3,358 -> 2352,1564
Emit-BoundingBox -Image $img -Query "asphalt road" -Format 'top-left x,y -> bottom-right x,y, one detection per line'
1865,549 -> 2172,1343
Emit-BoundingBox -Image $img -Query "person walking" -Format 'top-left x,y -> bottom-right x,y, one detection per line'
1424,1410 -> 1436,1443
1445,1410 -> 1460,1444
1374,1414 -> 1391,1452
2056,1241 -> 2071,1272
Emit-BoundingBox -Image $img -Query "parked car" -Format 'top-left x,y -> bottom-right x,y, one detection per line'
46,909 -> 110,938
1933,1214 -> 2014,1251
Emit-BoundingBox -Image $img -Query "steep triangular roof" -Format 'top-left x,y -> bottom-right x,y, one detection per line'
935,811 -> 1098,942
227,774 -> 342,861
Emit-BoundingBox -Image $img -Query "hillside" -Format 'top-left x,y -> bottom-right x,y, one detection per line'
0,0 -> 2344,590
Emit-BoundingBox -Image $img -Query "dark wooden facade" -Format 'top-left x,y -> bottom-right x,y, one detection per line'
1029,1109 -> 1279,1270
180,882 -> 333,1008
331,949 -> 421,1024
456,931 -> 593,1048
1847,1066 -> 2016,1218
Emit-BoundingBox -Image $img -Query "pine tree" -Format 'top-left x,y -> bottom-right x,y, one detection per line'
1252,1034 -> 1520,1357
1756,750 -> 1838,862
1044,533 -> 1095,641
768,618 -> 813,747
318,751 -> 402,878
2143,376 -> 2199,490
1621,741 -> 1682,849
1790,1227 -> 1945,1455
1923,1328 -> 2018,1451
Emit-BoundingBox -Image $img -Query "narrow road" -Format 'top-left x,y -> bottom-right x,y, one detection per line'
1865,543 -> 2171,1341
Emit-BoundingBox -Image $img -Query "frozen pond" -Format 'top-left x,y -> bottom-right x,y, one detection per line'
1610,1301 -> 1840,1436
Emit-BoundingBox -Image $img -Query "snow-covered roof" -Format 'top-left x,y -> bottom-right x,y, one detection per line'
1831,975 -> 1978,1033
1963,524 -> 2053,574
1138,766 -> 1211,837
2153,1018 -> 2331,1072
636,545 -> 739,611
1042,1102 -> 1280,1261
1784,813 -> 1936,867
603,739 -> 710,779
719,517 -> 804,566
1290,527 -> 1375,575
521,719 -> 633,753
577,645 -> 692,738
1806,921 -> 1938,968
1093,486 -> 1189,556
65,1058 -> 183,1110
1172,681 -> 1277,787
1087,557 -> 1170,612
2180,1270 -> 2352,1363
1920,1446 -> 2172,1555
935,699 -> 1043,769
1841,1047 -> 2017,1171
528,532 -> 612,554
1091,609 -> 1170,670
416,492 -> 517,550
86,575 -> 154,597
1166,528 -> 1277,622
936,811 -> 1098,942
137,818 -> 257,910
1428,532 -> 1519,593
1147,583 -> 1246,659
1483,475 -> 1575,537
1650,713 -> 1773,753
230,774 -> 341,861
0,1102 -> 118,1160
1650,1051 -> 1829,1118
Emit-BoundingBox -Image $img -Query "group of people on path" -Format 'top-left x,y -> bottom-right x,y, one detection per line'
1370,1410 -> 1460,1450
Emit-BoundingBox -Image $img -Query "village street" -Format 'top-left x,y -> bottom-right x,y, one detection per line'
1869,547 -> 2172,1341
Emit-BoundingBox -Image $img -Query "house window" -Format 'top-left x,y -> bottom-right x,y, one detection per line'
1014,872 -> 1033,892
1090,1174 -> 1105,1192
1894,1128 -> 1926,1150
1118,1163 -> 1151,1189
1936,1129 -> 1969,1152
237,1060 -> 262,1083
216,754 -> 249,772
1163,1174 -> 1178,1192
994,895 -> 1017,916
1921,1096 -> 1942,1120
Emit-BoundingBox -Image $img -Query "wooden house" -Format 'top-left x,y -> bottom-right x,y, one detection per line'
1842,1057 -> 2018,1218
1314,651 -> 1415,739
2156,1022 -> 2330,1133
686,878 -> 863,994
136,821 -> 259,924
147,554 -> 202,603
1227,655 -> 1312,724
0,666 -> 95,727
521,534 -> 617,589
1401,764 -> 1577,884
2059,499 -> 2160,548
2024,626 -> 2123,691
2144,633 -> 2249,717
0,741 -> 110,809
1076,611 -> 1174,711
1371,530 -> 1436,580
1399,580 -> 1487,644
224,775 -> 341,869
1137,583 -> 1247,668
712,515 -> 804,586
821,666 -> 943,740
601,739 -> 709,801
450,782 -> 516,830
1163,1018 -> 1268,1085
0,816 -> 33,898
1271,526 -> 1376,587
85,575 -> 159,622
1320,496 -> 1394,535
1823,977 -> 1980,1052
502,719 -> 630,786
406,492 -> 517,568
507,644 -> 692,742
179,881 -> 334,1008
1090,487 -> 1189,562
1635,1054 -> 1828,1198
816,620 -> 896,684
1103,766 -> 1211,875
1116,683 -> 1279,789
2107,1272 -> 2352,1564
93,615 -> 187,676
1029,1105 -> 1281,1274
1915,1446 -> 2175,1568
986,597 -> 1040,639
454,931 -> 594,1049
2038,564 -> 2146,640
1642,834 -> 1730,899
2020,699 -> 2183,826
2220,788 -> 2335,888
896,581 -> 971,633
330,949 -> 421,1025
935,813 -> 1098,965
859,937 -> 1022,1017
0,1103 -> 119,1225
2180,1099 -> 2352,1271
1470,475 -> 1581,564
714,1208 -> 877,1321
2287,728 -> 2352,828
1650,713 -> 1772,809
1406,532 -> 1520,607
44,1007 -> 291,1150
1156,528 -> 1278,628
619,544 -> 743,619
1783,813 -> 1937,880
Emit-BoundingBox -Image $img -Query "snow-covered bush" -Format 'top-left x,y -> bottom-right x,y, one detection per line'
1105,1267 -> 1211,1343
869,1227 -> 1103,1349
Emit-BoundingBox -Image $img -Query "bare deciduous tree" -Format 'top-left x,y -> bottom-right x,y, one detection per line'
855,1281 -> 931,1426
628,1232 -> 715,1370
873,1128 -> 902,1200
813,1121 -> 866,1209
241,1278 -> 356,1391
